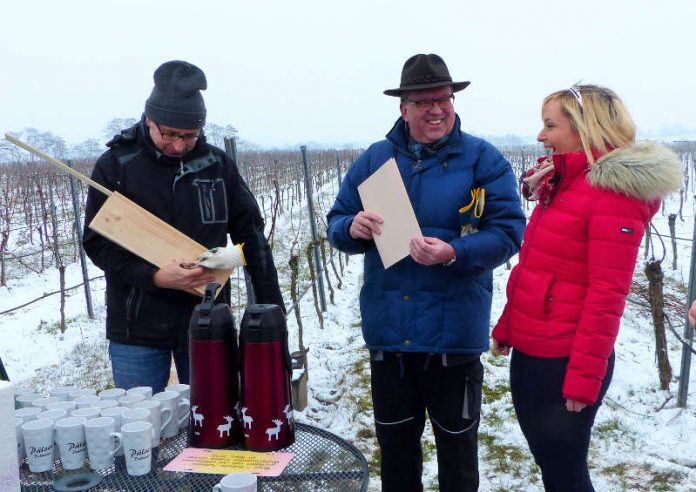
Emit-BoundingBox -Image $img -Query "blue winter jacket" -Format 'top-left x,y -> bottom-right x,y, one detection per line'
327,116 -> 525,354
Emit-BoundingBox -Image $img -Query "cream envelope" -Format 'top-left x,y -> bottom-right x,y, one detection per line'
358,158 -> 422,268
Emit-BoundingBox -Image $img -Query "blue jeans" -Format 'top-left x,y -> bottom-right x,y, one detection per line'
108,342 -> 189,394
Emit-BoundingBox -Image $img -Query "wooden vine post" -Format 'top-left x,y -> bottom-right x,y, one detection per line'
305,241 -> 324,330
288,253 -> 308,411
645,260 -> 672,390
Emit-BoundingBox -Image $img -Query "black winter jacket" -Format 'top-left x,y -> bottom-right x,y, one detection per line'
83,120 -> 284,349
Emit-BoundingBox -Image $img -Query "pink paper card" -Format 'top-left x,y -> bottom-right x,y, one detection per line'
163,448 -> 294,477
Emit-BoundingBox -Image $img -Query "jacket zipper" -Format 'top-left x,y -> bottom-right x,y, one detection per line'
125,286 -> 136,340
172,160 -> 184,225
506,155 -> 565,312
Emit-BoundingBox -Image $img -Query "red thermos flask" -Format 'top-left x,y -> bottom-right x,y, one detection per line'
188,283 -> 241,448
239,304 -> 295,451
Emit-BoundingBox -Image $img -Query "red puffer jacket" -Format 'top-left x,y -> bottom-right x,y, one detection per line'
493,144 -> 682,404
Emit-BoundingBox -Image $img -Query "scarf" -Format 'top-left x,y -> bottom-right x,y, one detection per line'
520,156 -> 557,207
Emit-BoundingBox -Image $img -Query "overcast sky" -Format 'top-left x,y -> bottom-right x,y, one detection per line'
2,0 -> 694,149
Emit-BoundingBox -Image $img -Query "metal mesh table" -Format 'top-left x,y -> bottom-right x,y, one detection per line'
20,423 -> 369,491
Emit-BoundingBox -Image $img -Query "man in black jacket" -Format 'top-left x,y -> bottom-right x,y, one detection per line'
83,60 -> 284,394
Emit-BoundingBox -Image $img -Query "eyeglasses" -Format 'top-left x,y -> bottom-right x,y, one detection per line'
153,122 -> 200,143
406,94 -> 455,111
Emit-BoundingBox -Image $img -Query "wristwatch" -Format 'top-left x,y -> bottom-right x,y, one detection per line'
443,254 -> 457,267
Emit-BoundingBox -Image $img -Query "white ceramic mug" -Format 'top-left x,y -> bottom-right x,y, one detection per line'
46,400 -> 77,412
14,387 -> 37,407
55,416 -> 88,470
98,388 -> 126,401
16,393 -> 42,409
37,408 -> 68,460
68,388 -> 97,400
22,418 -> 55,472
153,391 -> 189,439
212,472 -> 258,492
16,417 -> 25,465
84,416 -> 122,470
165,383 -> 191,429
74,395 -> 102,408
100,406 -> 127,457
15,406 -> 42,421
49,386 -> 77,401
37,408 -> 68,422
119,393 -> 146,408
133,398 -> 172,446
92,400 -> 119,411
71,407 -> 102,420
121,407 -> 151,428
121,421 -> 153,476
32,396 -> 62,410
126,386 -> 153,400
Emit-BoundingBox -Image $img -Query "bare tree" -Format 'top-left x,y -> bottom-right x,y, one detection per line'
102,118 -> 137,141
204,123 -> 238,149
70,138 -> 103,159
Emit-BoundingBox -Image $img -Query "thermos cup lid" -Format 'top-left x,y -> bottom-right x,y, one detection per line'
240,304 -> 286,343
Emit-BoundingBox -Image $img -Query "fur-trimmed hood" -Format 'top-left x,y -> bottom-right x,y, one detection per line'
587,143 -> 682,201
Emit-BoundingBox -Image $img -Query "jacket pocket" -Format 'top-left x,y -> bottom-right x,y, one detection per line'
461,373 -> 483,420
192,178 -> 228,224
514,269 -> 554,320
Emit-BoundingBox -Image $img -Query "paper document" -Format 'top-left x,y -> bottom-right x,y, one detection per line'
163,448 -> 294,476
358,158 -> 422,268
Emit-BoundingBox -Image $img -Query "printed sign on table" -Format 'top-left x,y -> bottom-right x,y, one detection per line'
163,448 -> 294,476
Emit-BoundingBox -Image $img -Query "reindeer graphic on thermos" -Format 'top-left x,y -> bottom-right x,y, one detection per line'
239,304 -> 295,450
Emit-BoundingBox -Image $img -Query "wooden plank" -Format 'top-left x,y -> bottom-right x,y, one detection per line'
88,192 -> 232,296
4,134 -> 231,298
5,133 -> 113,197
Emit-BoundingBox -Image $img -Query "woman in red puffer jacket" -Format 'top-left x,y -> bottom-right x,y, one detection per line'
492,84 -> 682,491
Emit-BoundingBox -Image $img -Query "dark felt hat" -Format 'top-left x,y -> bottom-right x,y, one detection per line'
383,53 -> 470,97
145,60 -> 207,129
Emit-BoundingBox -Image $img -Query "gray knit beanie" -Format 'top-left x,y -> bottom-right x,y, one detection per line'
145,60 -> 207,129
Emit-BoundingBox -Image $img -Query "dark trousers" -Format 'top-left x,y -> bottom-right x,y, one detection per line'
370,352 -> 483,492
510,349 -> 615,492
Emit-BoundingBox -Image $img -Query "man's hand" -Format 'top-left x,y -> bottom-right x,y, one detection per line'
153,261 -> 216,296
350,211 -> 383,240
409,236 -> 456,266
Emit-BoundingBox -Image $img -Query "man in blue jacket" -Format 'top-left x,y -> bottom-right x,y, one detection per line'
83,60 -> 284,394
327,54 -> 525,491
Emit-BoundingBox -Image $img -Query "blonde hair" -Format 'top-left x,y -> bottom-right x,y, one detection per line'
543,84 -> 636,165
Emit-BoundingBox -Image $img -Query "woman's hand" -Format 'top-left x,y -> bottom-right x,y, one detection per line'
491,338 -> 510,356
565,399 -> 587,412
350,211 -> 383,240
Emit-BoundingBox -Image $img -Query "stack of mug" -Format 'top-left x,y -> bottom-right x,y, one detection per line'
14,384 -> 190,476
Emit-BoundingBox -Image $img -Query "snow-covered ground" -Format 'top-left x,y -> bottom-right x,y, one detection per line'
2,161 -> 696,491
